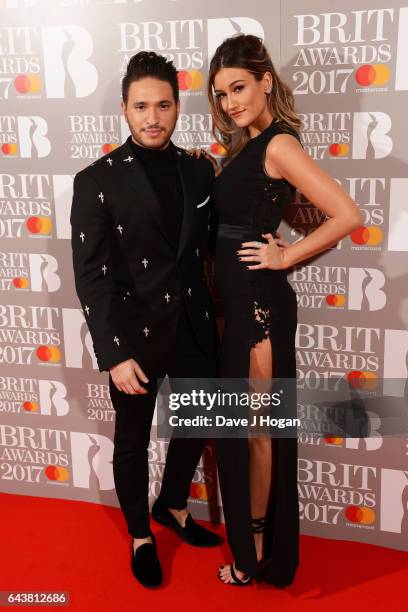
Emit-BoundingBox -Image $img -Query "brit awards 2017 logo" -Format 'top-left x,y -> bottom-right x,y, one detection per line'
69,115 -> 120,160
295,324 -> 380,383
0,24 -> 97,100
0,305 -> 62,367
0,377 -> 69,416
299,111 -> 392,160
117,17 -> 264,98
298,458 -> 377,528
0,252 -> 61,292
0,173 -> 74,240
289,8 -> 408,95
290,265 -> 386,310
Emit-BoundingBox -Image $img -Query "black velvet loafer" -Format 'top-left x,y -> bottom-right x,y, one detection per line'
151,499 -> 223,547
131,531 -> 163,588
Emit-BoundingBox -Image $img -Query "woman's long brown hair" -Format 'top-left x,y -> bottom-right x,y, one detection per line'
207,34 -> 302,164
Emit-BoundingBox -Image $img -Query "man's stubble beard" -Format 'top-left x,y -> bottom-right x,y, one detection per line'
126,117 -> 178,150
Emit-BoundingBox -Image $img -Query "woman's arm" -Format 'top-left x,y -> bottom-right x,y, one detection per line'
265,133 -> 364,269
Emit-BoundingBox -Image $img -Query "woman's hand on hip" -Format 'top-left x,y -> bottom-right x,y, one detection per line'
237,231 -> 290,270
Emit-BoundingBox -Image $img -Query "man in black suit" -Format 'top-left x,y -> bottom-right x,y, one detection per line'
70,51 -> 221,588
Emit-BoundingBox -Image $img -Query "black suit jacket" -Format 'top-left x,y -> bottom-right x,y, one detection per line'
70,137 -> 217,372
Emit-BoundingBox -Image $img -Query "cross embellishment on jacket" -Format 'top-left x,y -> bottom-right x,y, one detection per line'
84,305 -> 90,316
114,336 -> 120,346
142,258 -> 149,268
187,288 -> 192,296
165,293 -> 170,303
102,265 -> 107,275
124,156 -> 133,163
143,327 -> 149,336
98,192 -> 104,203
107,158 -> 113,166
80,232 -> 85,242
117,225 -> 123,234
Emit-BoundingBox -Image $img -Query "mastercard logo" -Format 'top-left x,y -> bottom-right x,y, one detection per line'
12,277 -> 29,289
324,437 -> 343,445
190,483 -> 212,501
26,216 -> 53,235
210,142 -> 227,156
23,401 -> 39,412
345,505 -> 375,524
2,143 -> 18,155
355,64 -> 390,87
326,294 -> 346,307
347,371 -> 378,389
36,345 -> 61,363
329,143 -> 349,157
178,69 -> 203,91
45,466 -> 69,482
351,226 -> 382,245
14,74 -> 42,94
102,143 -> 119,154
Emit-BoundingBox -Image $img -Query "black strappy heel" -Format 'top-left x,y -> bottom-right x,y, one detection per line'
252,516 -> 271,575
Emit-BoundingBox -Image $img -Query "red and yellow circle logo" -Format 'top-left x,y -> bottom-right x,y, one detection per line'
45,466 -> 70,482
102,143 -> 118,154
355,64 -> 390,87
178,70 -> 203,91
190,483 -> 212,501
23,401 -> 39,412
329,143 -> 349,157
36,345 -> 62,363
345,505 -> 375,524
26,217 -> 53,235
326,294 -> 346,307
12,277 -> 29,289
14,74 -> 42,94
2,143 -> 18,155
209,142 -> 227,156
347,371 -> 378,389
351,226 -> 382,245
324,437 -> 344,445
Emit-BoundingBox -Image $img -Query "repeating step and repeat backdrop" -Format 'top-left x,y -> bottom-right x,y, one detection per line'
0,0 -> 407,551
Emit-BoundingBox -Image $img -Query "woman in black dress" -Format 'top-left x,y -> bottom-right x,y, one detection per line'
206,34 -> 363,586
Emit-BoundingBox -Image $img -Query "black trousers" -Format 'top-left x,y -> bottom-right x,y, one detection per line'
109,303 -> 216,538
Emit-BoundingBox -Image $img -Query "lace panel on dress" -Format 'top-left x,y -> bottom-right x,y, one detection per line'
250,300 -> 270,348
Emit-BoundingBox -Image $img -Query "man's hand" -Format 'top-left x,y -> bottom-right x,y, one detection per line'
110,358 -> 149,395
186,147 -> 219,174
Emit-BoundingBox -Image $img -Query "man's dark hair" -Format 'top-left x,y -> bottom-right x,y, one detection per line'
121,51 -> 179,105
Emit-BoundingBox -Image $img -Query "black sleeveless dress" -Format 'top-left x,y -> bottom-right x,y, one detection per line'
213,118 -> 300,586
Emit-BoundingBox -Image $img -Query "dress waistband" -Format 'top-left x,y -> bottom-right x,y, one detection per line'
217,223 -> 276,240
